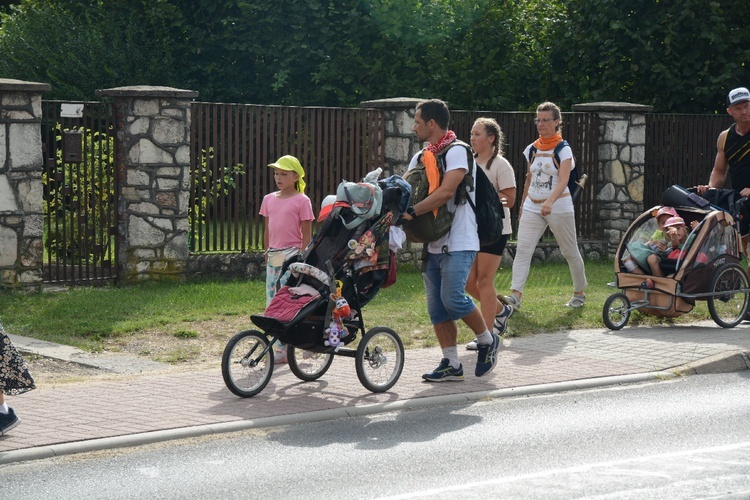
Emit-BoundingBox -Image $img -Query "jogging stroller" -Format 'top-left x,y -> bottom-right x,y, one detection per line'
222,175 -> 411,397
603,185 -> 750,330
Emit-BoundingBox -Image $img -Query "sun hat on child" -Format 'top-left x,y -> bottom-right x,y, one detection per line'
656,206 -> 678,219
268,155 -> 306,193
663,216 -> 685,228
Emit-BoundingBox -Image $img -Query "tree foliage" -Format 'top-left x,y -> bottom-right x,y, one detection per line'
0,0 -> 747,112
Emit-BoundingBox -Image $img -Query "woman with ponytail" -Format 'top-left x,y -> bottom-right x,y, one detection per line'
465,118 -> 516,350
503,102 -> 587,312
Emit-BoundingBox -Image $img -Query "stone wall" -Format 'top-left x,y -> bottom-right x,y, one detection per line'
0,79 -> 50,289
96,86 -> 198,282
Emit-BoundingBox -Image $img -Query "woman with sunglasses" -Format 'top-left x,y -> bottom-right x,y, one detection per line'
502,102 -> 587,312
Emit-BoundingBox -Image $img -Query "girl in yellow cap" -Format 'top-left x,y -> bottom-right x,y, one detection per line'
260,155 -> 315,364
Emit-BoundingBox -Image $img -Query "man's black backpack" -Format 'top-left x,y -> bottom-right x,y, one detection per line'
465,158 -> 504,247
527,139 -> 583,203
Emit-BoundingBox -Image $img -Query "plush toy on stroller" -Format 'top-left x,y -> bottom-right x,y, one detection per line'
222,173 -> 411,397
603,185 -> 750,330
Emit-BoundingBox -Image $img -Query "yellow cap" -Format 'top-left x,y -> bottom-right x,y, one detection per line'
268,155 -> 306,193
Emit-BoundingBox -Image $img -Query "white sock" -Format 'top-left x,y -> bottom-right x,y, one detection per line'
0,403 -> 8,414
476,330 -> 492,345
442,346 -> 460,368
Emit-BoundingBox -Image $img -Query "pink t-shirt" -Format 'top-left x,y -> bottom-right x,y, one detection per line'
259,192 -> 315,249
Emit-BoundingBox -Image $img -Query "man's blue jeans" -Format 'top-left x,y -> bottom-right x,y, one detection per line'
423,250 -> 477,324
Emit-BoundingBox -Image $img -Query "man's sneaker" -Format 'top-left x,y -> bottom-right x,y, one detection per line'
0,408 -> 20,436
493,304 -> 512,335
475,332 -> 500,377
422,358 -> 464,382
466,339 -> 478,351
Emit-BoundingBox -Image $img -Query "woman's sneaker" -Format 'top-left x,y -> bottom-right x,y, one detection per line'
500,293 -> 521,315
466,339 -> 478,351
565,294 -> 587,308
493,304 -> 512,335
0,408 -> 20,436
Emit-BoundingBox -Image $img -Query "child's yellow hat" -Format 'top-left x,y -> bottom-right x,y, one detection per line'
268,155 -> 306,193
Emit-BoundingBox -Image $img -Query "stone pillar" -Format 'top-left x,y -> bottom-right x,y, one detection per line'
360,97 -> 426,266
572,102 -> 653,254
0,79 -> 51,289
360,97 -> 423,176
96,86 -> 198,282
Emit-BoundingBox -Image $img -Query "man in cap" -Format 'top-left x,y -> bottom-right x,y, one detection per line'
696,87 -> 750,251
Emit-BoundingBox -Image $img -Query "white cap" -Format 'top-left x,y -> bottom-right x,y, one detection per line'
728,87 -> 750,107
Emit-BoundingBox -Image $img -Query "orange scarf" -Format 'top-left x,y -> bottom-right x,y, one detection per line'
533,133 -> 563,151
421,150 -> 441,216
422,131 -> 457,217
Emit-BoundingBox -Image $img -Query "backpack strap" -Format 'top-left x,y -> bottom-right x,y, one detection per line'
435,140 -> 474,207
528,140 -> 569,170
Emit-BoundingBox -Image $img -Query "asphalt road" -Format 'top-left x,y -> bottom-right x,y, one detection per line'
1,372 -> 749,499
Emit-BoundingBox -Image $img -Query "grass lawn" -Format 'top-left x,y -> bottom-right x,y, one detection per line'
0,259 -> 713,356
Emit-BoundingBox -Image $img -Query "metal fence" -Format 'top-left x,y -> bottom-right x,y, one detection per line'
41,100 -> 119,284
452,111 -> 600,239
189,103 -> 386,253
644,114 -> 734,209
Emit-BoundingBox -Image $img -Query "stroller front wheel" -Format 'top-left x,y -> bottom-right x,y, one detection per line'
603,293 -> 631,330
221,330 -> 273,398
356,327 -> 404,393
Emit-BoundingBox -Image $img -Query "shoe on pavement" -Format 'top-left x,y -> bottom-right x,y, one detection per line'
422,358 -> 464,382
493,304 -> 512,336
565,294 -> 587,308
0,407 -> 20,436
466,339 -> 478,351
274,346 -> 288,365
475,332 -> 500,377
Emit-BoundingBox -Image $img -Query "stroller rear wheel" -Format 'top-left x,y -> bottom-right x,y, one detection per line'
288,346 -> 334,381
602,293 -> 631,330
708,263 -> 750,328
355,327 -> 404,393
221,330 -> 273,397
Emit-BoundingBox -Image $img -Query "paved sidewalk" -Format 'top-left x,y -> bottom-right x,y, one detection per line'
2,321 -> 750,464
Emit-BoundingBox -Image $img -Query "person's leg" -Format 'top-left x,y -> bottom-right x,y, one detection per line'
438,250 -> 501,377
465,258 -> 480,302
510,210 -> 548,297
647,253 -> 664,276
0,390 -> 20,435
475,252 -> 503,330
546,211 -> 587,294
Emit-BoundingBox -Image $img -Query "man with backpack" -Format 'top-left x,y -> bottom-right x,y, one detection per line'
399,99 -> 507,382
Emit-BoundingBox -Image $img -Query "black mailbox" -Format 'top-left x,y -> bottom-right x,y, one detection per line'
62,130 -> 83,163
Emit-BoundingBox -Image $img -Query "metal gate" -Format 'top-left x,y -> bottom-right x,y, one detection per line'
41,100 -> 119,284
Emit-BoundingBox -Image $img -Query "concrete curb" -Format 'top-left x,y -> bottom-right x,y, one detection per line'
671,350 -> 750,376
0,372 -> 663,465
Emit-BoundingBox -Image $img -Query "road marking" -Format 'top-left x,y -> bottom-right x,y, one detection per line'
377,441 -> 750,499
